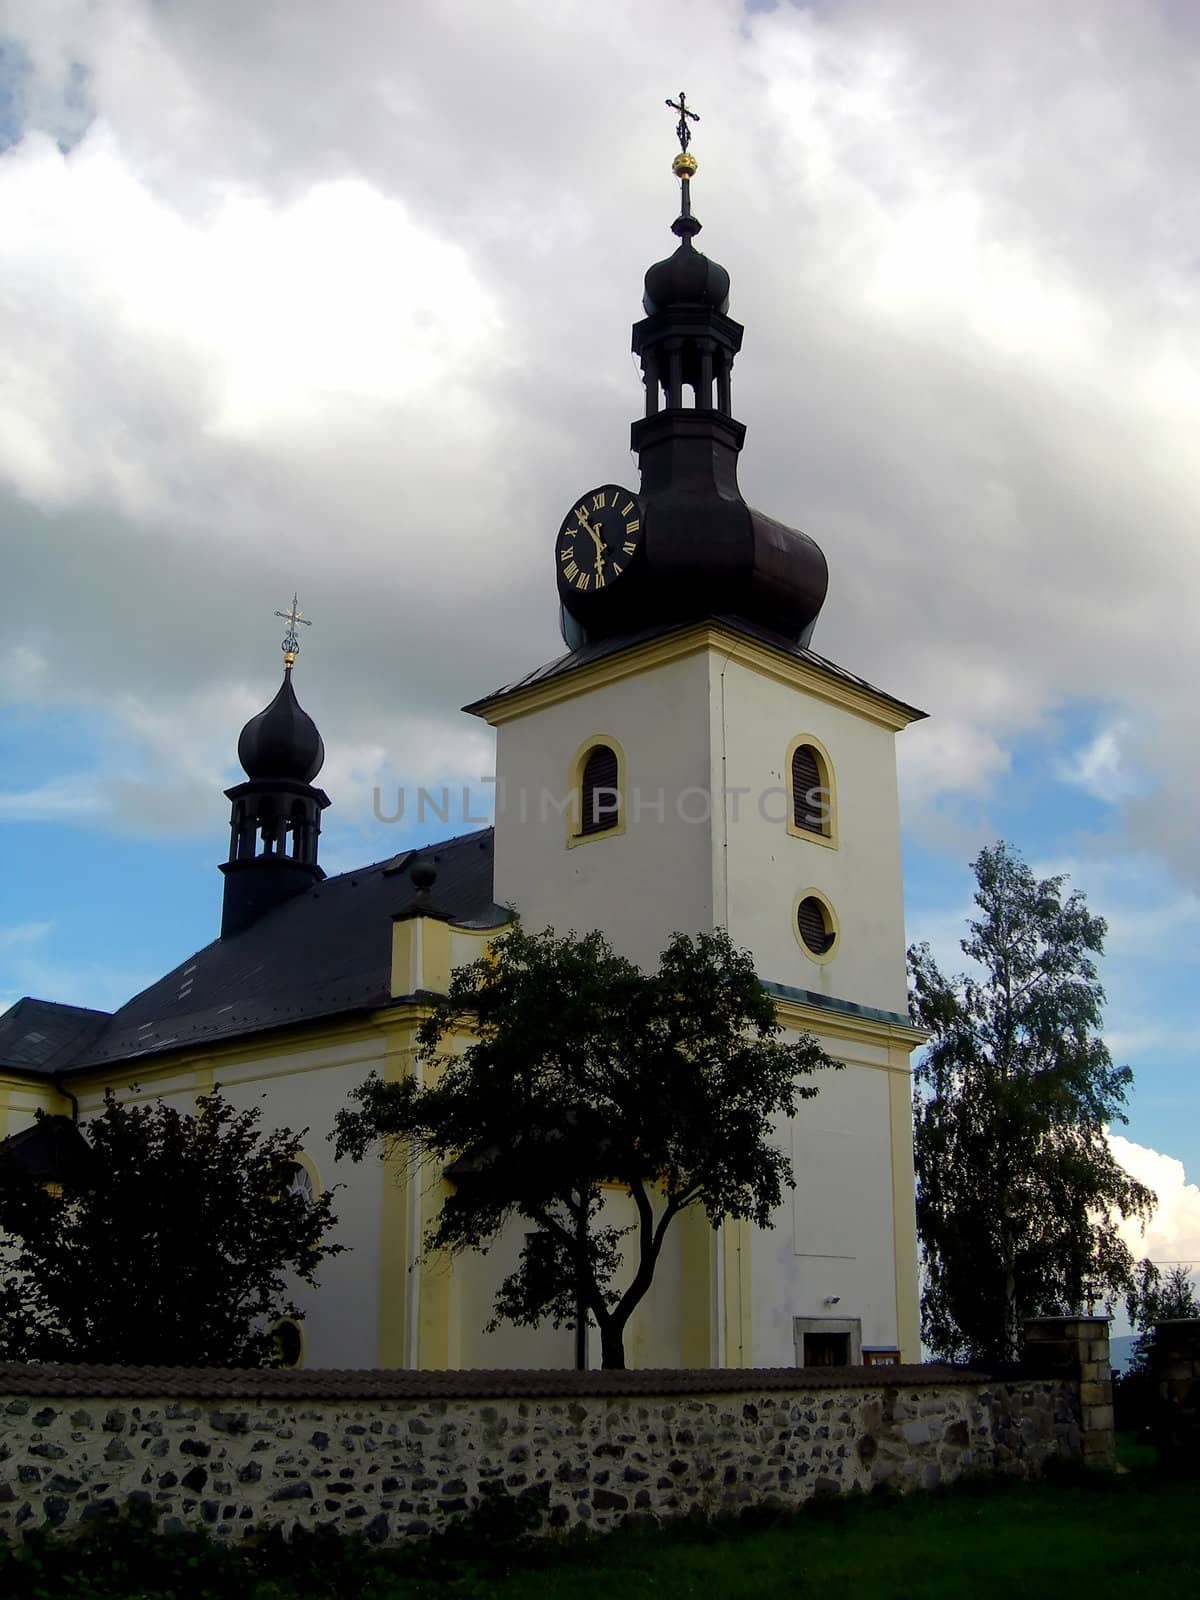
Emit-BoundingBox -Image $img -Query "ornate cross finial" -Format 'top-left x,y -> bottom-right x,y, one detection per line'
273,593 -> 312,666
666,91 -> 699,153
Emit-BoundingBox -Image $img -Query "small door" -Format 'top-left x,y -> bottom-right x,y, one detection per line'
803,1330 -> 851,1366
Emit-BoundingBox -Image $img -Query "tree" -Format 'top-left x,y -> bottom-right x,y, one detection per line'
1124,1260 -> 1199,1374
0,1089 -> 341,1366
334,925 -> 837,1369
908,841 -> 1155,1366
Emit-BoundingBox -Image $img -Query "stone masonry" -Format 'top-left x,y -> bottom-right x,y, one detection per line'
1022,1315 -> 1114,1469
0,1365 -> 1082,1544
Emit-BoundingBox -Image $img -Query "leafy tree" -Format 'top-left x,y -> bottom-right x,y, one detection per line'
909,841 -> 1154,1366
1124,1260 -> 1199,1374
0,1089 -> 341,1366
334,926 -> 836,1369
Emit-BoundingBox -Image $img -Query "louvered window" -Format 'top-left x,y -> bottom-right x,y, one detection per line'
791,744 -> 826,834
797,895 -> 835,956
579,744 -> 620,835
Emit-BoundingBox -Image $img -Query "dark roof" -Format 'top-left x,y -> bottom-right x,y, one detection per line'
0,1362 -> 988,1401
465,615 -> 927,723
54,828 -> 505,1075
0,1114 -> 94,1184
0,999 -> 111,1078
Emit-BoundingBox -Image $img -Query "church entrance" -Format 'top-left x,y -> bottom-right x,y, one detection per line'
802,1330 -> 851,1366
793,1315 -> 863,1367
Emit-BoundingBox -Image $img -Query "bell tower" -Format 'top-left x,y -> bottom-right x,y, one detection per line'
219,597 -> 330,939
557,92 -> 828,650
471,95 -> 925,1365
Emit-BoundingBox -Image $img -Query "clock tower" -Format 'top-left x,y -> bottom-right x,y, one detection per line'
469,99 -> 927,1368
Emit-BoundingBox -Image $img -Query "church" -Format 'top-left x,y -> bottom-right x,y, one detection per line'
0,108 -> 927,1372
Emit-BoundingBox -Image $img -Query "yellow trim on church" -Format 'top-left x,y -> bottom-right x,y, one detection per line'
888,1049 -> 922,1361
722,1215 -> 753,1366
378,1025 -> 417,1367
771,995 -> 928,1060
470,621 -> 924,733
678,1203 -> 716,1367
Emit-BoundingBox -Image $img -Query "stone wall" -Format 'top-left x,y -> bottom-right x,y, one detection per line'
1149,1317 -> 1200,1475
0,1365 -> 1080,1544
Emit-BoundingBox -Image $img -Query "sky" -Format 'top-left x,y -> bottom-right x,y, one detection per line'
1,0 -> 1199,1299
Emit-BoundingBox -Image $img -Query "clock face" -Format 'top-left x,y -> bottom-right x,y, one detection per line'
555,484 -> 642,594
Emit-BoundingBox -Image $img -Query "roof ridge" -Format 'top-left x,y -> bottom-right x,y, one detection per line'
321,825 -> 494,885
1,997 -> 113,1021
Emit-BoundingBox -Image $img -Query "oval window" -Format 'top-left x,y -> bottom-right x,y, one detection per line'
797,895 -> 836,956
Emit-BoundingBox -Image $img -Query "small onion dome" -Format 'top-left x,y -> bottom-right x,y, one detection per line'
643,236 -> 731,316
237,668 -> 325,783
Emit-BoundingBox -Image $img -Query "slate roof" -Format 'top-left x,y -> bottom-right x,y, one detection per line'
465,614 -> 927,723
0,1114 -> 94,1183
53,828 -> 506,1075
0,998 -> 112,1078
0,1362 -> 987,1400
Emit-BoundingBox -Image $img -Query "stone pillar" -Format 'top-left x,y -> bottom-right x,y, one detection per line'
1150,1318 -> 1200,1476
1023,1315 -> 1115,1469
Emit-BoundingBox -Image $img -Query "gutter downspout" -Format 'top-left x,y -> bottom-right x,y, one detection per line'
52,1074 -> 80,1125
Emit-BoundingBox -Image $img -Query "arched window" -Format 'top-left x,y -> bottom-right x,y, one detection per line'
578,744 -> 620,836
795,892 -> 838,961
285,1160 -> 315,1207
786,736 -> 836,845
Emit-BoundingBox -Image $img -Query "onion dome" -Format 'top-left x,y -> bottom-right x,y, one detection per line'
643,232 -> 730,315
560,95 -> 829,651
237,668 -> 325,783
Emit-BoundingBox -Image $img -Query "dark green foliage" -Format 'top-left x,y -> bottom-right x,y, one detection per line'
334,926 -> 836,1368
0,1090 -> 341,1366
909,841 -> 1155,1366
1124,1260 -> 1199,1374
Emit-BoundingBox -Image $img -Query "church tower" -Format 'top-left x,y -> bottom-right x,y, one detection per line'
220,599 -> 330,939
469,99 -> 926,1365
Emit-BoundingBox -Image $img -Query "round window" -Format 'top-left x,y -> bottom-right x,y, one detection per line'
274,1318 -> 303,1368
797,895 -> 836,957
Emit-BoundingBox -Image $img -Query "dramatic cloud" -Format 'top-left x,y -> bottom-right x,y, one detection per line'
1112,1134 -> 1200,1274
3,0 -> 1198,874
2,1 -> 1199,873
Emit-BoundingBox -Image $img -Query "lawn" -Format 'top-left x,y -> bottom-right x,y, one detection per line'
395,1472 -> 1198,1600
3,1452 -> 1196,1599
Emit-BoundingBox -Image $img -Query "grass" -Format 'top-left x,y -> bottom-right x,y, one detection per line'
4,1452 -> 1197,1599
393,1471 -> 1199,1600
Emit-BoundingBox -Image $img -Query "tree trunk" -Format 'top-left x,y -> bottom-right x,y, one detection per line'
599,1320 -> 626,1370
1003,1261 -> 1020,1364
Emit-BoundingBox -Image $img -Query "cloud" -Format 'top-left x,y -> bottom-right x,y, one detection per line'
1111,1133 -> 1200,1271
0,779 -> 104,821
0,922 -> 54,953
2,0 -> 1200,901
1055,722 -> 1141,805
0,919 -> 145,1013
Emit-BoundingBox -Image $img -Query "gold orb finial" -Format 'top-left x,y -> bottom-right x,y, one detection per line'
672,151 -> 698,180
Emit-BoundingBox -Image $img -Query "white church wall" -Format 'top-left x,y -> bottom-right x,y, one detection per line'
203,1038 -> 389,1371
713,655 -> 909,1015
457,1218 -> 578,1369
66,1031 -> 392,1370
455,1183 -> 685,1370
491,651 -> 715,968
749,1049 -> 900,1367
